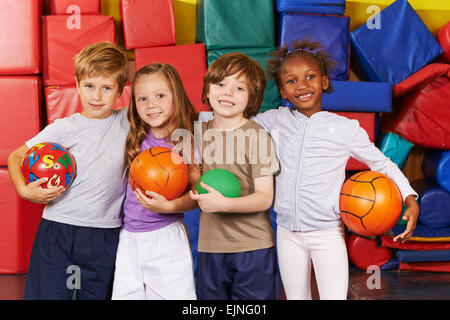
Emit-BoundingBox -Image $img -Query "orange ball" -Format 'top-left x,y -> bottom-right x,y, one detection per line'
129,147 -> 189,200
340,171 -> 402,237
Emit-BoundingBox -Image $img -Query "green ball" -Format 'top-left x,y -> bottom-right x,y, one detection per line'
196,168 -> 241,198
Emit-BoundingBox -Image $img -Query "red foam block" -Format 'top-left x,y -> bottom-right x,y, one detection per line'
399,261 -> 450,273
0,0 -> 42,74
383,64 -> 450,149
120,0 -> 176,50
333,112 -> 375,171
0,169 -> 44,274
348,233 -> 393,271
45,83 -> 131,124
438,21 -> 450,63
134,44 -> 209,112
380,235 -> 450,251
42,15 -> 116,86
0,76 -> 42,166
48,0 -> 101,14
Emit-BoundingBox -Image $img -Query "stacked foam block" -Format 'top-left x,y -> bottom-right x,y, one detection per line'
43,0 -> 131,125
345,0 -> 450,273
197,0 -> 280,113
0,0 -> 45,273
121,0 -> 208,112
277,0 -> 386,171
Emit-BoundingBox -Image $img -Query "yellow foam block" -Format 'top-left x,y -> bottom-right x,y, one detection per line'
173,0 -> 197,45
101,0 -> 122,22
345,0 -> 450,36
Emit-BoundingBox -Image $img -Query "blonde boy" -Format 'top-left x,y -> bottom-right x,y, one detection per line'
8,42 -> 129,300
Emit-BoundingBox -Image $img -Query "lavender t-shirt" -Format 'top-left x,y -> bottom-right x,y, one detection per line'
123,131 -> 183,232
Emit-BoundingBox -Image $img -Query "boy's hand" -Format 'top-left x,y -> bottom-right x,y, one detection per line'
189,182 -> 229,213
393,195 -> 419,243
20,177 -> 65,204
133,188 -> 175,213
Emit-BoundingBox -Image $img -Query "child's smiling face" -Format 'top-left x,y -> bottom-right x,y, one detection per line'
207,72 -> 249,121
279,55 -> 329,117
134,72 -> 174,138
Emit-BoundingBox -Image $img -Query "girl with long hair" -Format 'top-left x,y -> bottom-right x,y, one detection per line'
112,63 -> 199,300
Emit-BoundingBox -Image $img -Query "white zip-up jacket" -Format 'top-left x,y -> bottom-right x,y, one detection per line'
199,107 -> 417,232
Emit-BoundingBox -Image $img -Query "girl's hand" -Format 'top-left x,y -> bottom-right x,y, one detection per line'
189,182 -> 229,213
20,177 -> 65,204
133,188 -> 175,213
393,195 -> 419,243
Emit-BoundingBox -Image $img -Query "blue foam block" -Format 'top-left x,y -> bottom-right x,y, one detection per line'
276,0 -> 345,15
423,151 -> 450,193
280,80 -> 391,112
182,207 -> 200,274
350,0 -> 443,85
391,224 -> 450,240
396,250 -> 450,263
279,13 -> 350,80
412,180 -> 450,228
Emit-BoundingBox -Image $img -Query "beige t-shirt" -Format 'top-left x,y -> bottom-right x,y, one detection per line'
198,119 -> 280,253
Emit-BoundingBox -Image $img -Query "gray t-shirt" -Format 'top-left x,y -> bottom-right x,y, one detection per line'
26,108 -> 129,228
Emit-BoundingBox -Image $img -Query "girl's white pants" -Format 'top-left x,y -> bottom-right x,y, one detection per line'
277,224 -> 349,300
112,220 -> 197,300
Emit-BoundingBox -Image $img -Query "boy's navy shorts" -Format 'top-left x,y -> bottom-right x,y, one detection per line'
24,218 -> 120,300
196,247 -> 276,300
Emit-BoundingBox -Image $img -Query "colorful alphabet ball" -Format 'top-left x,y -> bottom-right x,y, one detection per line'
129,147 -> 189,200
340,171 -> 403,237
21,142 -> 77,189
196,168 -> 241,198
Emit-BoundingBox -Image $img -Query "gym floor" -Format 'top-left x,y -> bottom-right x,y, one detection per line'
1,267 -> 449,300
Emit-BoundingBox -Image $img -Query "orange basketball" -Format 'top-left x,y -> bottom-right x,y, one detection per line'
129,147 -> 189,200
339,171 -> 402,237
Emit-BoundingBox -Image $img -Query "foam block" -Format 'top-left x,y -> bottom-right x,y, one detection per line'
0,76 -> 42,166
396,249 -> 450,263
196,0 -> 275,50
173,0 -> 197,45
134,44 -> 208,113
0,169 -> 44,274
279,13 -> 350,80
438,21 -> 450,63
391,224 -> 450,242
348,233 -> 393,270
381,236 -> 450,251
0,0 -> 42,74
334,112 -> 375,171
412,180 -> 450,229
48,0 -> 101,14
207,48 -> 280,112
423,151 -> 450,193
42,15 -> 116,86
45,83 -> 131,124
120,0 -> 176,49
282,80 -> 391,112
377,132 -> 413,170
399,261 -> 450,273
276,0 -> 345,15
381,64 -> 450,149
182,207 -> 200,274
350,0 -> 443,85
345,0 -> 450,36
